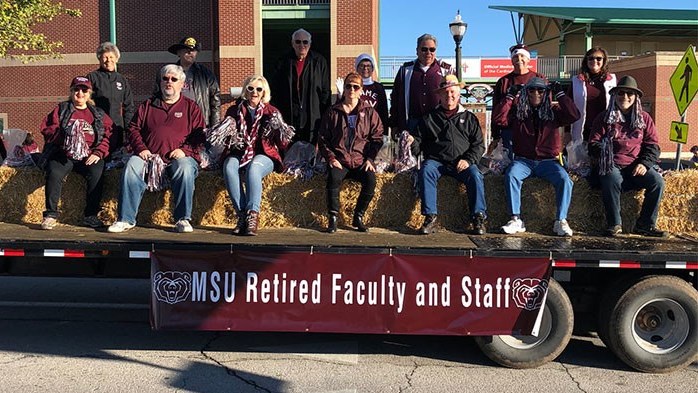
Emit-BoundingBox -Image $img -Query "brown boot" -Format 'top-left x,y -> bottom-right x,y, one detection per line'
245,210 -> 259,236
232,213 -> 247,235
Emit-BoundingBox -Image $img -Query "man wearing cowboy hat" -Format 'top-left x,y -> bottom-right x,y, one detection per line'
166,37 -> 221,127
407,74 -> 488,235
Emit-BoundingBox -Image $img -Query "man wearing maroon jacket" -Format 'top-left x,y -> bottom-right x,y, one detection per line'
108,64 -> 205,234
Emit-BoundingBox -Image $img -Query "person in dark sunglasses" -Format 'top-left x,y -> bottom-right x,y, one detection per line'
318,72 -> 384,233
493,77 -> 580,237
39,76 -> 114,230
389,34 -> 454,139
588,76 -> 666,238
269,28 -> 330,144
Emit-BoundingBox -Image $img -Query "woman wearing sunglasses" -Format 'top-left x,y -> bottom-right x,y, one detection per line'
222,75 -> 294,236
39,76 -> 114,230
588,76 -> 666,238
318,72 -> 384,233
492,77 -> 580,237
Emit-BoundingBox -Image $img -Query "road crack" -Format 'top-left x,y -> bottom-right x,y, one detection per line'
200,333 -> 272,393
399,360 -> 418,393
560,362 -> 587,393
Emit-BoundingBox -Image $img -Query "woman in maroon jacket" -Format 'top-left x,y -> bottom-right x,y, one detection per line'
39,76 -> 113,230
222,75 -> 292,236
318,72 -> 384,233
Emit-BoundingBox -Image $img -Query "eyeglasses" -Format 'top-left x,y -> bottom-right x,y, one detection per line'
587,56 -> 604,62
527,87 -> 547,94
357,64 -> 373,69
420,47 -> 436,53
294,40 -> 310,45
344,84 -> 361,91
246,86 -> 264,93
72,87 -> 89,93
161,76 -> 179,82
615,89 -> 636,97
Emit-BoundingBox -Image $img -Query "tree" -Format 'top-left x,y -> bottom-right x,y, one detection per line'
0,0 -> 81,63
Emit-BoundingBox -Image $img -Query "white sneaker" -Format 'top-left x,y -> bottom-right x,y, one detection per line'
108,221 -> 135,233
175,219 -> 193,233
502,217 -> 526,234
554,219 -> 573,237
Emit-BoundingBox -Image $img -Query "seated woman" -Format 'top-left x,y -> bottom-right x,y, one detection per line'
589,76 -> 666,237
40,76 -> 113,230
318,72 -> 384,233
222,75 -> 293,236
492,77 -> 580,237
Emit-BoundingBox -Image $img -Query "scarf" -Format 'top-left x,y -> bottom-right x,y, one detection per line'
599,96 -> 646,175
238,102 -> 265,167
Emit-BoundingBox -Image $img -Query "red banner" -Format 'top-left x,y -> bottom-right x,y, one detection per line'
481,59 -> 538,78
151,250 -> 551,336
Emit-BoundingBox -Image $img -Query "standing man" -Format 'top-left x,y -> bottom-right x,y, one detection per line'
270,28 -> 331,143
408,75 -> 488,235
489,44 -> 546,154
389,34 -> 453,135
167,37 -> 220,127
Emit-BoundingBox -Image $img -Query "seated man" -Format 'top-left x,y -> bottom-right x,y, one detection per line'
108,64 -> 205,233
492,77 -> 580,237
408,74 -> 487,235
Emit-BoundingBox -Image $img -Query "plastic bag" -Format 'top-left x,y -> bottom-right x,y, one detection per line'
2,129 -> 39,167
566,139 -> 590,176
480,139 -> 511,175
283,141 -> 319,180
374,136 -> 394,174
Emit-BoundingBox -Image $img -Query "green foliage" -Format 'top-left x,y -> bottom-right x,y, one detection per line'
0,0 -> 81,63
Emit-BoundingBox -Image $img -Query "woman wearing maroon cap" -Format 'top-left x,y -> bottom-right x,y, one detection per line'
39,76 -> 114,230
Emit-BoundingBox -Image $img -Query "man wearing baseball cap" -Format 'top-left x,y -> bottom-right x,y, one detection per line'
165,37 -> 220,127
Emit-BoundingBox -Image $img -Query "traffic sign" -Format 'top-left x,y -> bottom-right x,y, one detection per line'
669,121 -> 688,144
670,46 -> 698,116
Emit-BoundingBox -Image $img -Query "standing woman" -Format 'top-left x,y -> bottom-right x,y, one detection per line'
40,77 -> 113,230
570,47 -> 617,143
222,75 -> 292,236
354,53 -> 389,130
318,72 -> 384,233
87,42 -> 135,153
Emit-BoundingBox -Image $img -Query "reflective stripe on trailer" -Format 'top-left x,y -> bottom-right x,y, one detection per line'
129,251 -> 151,259
43,249 -> 85,258
553,260 -> 697,269
0,249 -> 25,257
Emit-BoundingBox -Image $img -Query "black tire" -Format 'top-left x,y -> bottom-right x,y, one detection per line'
474,278 -> 573,369
607,275 -> 698,373
597,273 -> 645,349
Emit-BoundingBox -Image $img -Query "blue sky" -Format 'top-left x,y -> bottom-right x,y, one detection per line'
379,1 -> 698,57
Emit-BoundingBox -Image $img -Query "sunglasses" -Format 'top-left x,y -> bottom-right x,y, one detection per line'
615,89 -> 636,97
161,76 -> 179,82
294,40 -> 310,45
527,87 -> 547,94
587,56 -> 604,62
246,86 -> 264,93
420,47 -> 436,53
344,84 -> 361,91
72,87 -> 90,93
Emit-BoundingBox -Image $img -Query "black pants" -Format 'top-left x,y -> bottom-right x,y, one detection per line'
44,153 -> 105,218
326,166 -> 376,214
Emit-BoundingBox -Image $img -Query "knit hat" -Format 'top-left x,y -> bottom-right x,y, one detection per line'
168,37 -> 201,54
354,53 -> 375,71
609,75 -> 643,98
509,44 -> 531,60
435,74 -> 465,91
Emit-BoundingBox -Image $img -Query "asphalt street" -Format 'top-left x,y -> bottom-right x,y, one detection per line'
0,276 -> 695,393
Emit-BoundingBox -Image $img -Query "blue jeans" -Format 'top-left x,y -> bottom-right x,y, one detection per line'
223,154 -> 274,214
418,159 -> 487,216
504,158 -> 572,220
599,165 -> 664,228
117,155 -> 199,224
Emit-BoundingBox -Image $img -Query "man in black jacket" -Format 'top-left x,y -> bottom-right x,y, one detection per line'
409,75 -> 488,235
167,37 -> 221,127
270,28 -> 331,143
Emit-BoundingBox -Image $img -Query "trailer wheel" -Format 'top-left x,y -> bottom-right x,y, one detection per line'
608,275 -> 698,373
597,273 -> 644,349
474,279 -> 573,369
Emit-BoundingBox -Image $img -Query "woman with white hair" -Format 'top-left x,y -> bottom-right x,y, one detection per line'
354,53 -> 388,129
221,75 -> 294,236
87,42 -> 134,153
588,75 -> 665,237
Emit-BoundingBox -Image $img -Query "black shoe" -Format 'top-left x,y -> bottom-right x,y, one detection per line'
605,224 -> 622,237
419,215 -> 438,235
327,214 -> 337,234
352,213 -> 368,232
633,224 -> 667,238
471,212 -> 487,235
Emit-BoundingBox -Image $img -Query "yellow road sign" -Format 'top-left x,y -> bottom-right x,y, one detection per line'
669,121 -> 688,144
670,46 -> 698,116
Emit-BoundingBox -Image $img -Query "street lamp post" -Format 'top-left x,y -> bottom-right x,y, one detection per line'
449,10 -> 467,82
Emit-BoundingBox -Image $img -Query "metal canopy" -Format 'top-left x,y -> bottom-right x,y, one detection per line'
489,6 -> 698,25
